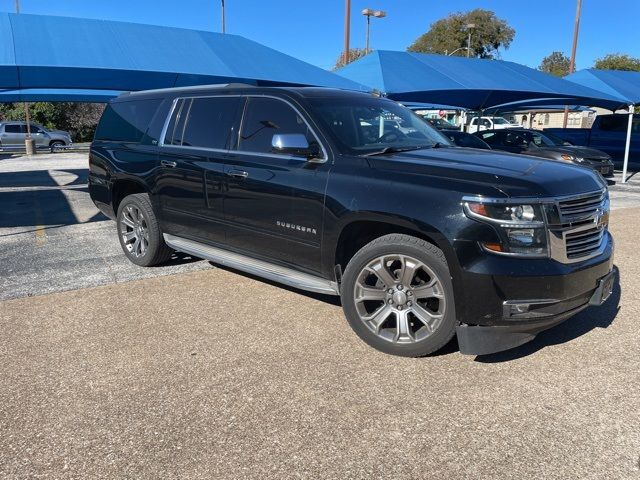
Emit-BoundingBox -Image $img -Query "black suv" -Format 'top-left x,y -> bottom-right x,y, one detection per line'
89,85 -> 615,357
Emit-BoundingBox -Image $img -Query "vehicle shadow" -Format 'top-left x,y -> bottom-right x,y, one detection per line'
475,265 -> 621,363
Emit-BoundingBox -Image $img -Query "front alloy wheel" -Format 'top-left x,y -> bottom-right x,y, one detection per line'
341,234 -> 456,357
354,254 -> 446,344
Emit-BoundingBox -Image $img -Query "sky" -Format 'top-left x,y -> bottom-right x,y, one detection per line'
1,0 -> 638,71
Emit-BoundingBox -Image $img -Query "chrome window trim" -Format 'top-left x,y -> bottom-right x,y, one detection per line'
157,93 -> 328,162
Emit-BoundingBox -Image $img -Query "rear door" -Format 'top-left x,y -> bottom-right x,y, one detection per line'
223,95 -> 331,273
1,124 -> 24,145
155,95 -> 242,243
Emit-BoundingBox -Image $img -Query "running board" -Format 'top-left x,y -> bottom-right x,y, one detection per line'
163,234 -> 339,296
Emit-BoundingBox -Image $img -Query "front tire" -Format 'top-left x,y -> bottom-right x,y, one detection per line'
341,234 -> 457,357
50,140 -> 65,153
116,193 -> 173,267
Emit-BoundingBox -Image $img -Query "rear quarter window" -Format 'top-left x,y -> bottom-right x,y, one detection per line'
94,98 -> 162,142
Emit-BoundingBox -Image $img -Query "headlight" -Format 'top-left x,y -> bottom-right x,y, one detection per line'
464,200 -> 548,257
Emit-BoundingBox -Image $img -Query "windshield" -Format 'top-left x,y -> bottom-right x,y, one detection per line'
491,117 -> 510,125
309,97 -> 451,155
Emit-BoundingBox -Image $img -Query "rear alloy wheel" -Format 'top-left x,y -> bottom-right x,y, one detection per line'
341,234 -> 456,357
116,193 -> 173,266
50,140 -> 65,153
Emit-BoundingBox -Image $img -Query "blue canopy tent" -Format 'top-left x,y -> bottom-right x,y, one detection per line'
0,13 -> 366,100
336,51 -> 627,111
566,69 -> 640,182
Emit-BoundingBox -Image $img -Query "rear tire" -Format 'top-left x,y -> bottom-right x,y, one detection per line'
341,234 -> 457,357
116,193 -> 173,267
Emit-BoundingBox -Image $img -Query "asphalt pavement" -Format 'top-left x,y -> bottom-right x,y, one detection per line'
0,153 -> 639,479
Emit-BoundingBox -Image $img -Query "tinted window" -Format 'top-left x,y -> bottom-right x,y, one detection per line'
95,99 -> 161,142
180,97 -> 240,149
478,131 -> 503,145
29,124 -> 42,133
4,124 -> 21,133
239,97 -> 317,155
598,115 -> 627,132
163,99 -> 186,145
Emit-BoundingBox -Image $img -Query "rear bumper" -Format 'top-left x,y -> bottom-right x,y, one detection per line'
454,233 -> 615,355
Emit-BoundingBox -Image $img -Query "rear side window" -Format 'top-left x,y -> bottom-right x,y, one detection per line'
95,99 -> 161,142
238,97 -> 316,155
4,124 -> 21,133
181,97 -> 240,149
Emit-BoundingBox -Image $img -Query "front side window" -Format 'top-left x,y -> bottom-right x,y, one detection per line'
238,97 -> 318,155
309,96 -> 449,155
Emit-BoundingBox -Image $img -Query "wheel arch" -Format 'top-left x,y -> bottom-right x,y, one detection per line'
330,214 -> 459,278
111,178 -> 150,214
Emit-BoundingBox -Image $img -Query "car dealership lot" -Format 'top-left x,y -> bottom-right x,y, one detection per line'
1,152 -> 640,478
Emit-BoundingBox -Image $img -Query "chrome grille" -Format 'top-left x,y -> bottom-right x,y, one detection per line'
557,190 -> 606,222
565,225 -> 606,259
549,189 -> 609,263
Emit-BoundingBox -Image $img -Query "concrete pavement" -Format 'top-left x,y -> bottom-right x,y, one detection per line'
0,206 -> 639,479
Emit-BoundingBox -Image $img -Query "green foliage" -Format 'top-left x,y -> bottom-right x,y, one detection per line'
593,53 -> 640,72
407,9 -> 515,59
0,102 -> 105,142
539,51 -> 571,77
333,48 -> 368,70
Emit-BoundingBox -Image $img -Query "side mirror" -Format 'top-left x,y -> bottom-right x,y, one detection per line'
271,133 -> 323,161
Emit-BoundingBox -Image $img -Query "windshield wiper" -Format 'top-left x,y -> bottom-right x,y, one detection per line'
363,146 -> 428,156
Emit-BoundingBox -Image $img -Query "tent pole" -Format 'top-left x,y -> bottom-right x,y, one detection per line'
622,104 -> 634,184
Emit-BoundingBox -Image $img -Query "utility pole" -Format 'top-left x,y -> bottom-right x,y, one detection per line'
221,0 -> 225,33
343,0 -> 351,66
562,0 -> 583,128
15,0 -> 34,154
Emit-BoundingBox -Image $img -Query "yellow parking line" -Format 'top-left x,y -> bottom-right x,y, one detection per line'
35,225 -> 47,246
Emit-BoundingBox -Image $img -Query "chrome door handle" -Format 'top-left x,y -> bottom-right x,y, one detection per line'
161,160 -> 177,168
227,169 -> 249,179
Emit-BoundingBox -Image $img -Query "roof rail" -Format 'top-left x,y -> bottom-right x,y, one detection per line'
121,82 -> 256,97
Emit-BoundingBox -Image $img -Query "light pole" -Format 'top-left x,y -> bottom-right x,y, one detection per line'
465,23 -> 476,58
221,0 -> 225,33
343,0 -> 351,66
447,47 -> 470,56
362,8 -> 386,54
14,0 -> 34,154
562,0 -> 583,128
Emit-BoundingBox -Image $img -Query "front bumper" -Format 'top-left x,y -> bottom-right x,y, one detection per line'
454,232 -> 615,355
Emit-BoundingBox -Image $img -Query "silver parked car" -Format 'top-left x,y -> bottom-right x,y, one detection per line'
0,121 -> 73,152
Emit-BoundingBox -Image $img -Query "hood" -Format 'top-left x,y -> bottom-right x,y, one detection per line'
49,129 -> 71,137
537,145 -> 611,160
367,147 -> 606,198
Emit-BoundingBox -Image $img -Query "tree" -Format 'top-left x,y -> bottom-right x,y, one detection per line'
593,53 -> 640,71
333,48 -> 368,70
407,9 -> 515,59
539,51 -> 571,77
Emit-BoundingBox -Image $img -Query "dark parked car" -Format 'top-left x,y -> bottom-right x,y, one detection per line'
475,128 -> 614,177
422,117 -> 459,131
442,130 -> 491,150
546,114 -> 640,163
89,85 -> 614,357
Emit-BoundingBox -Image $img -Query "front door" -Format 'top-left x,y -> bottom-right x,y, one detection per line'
155,95 -> 242,244
223,96 -> 331,274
